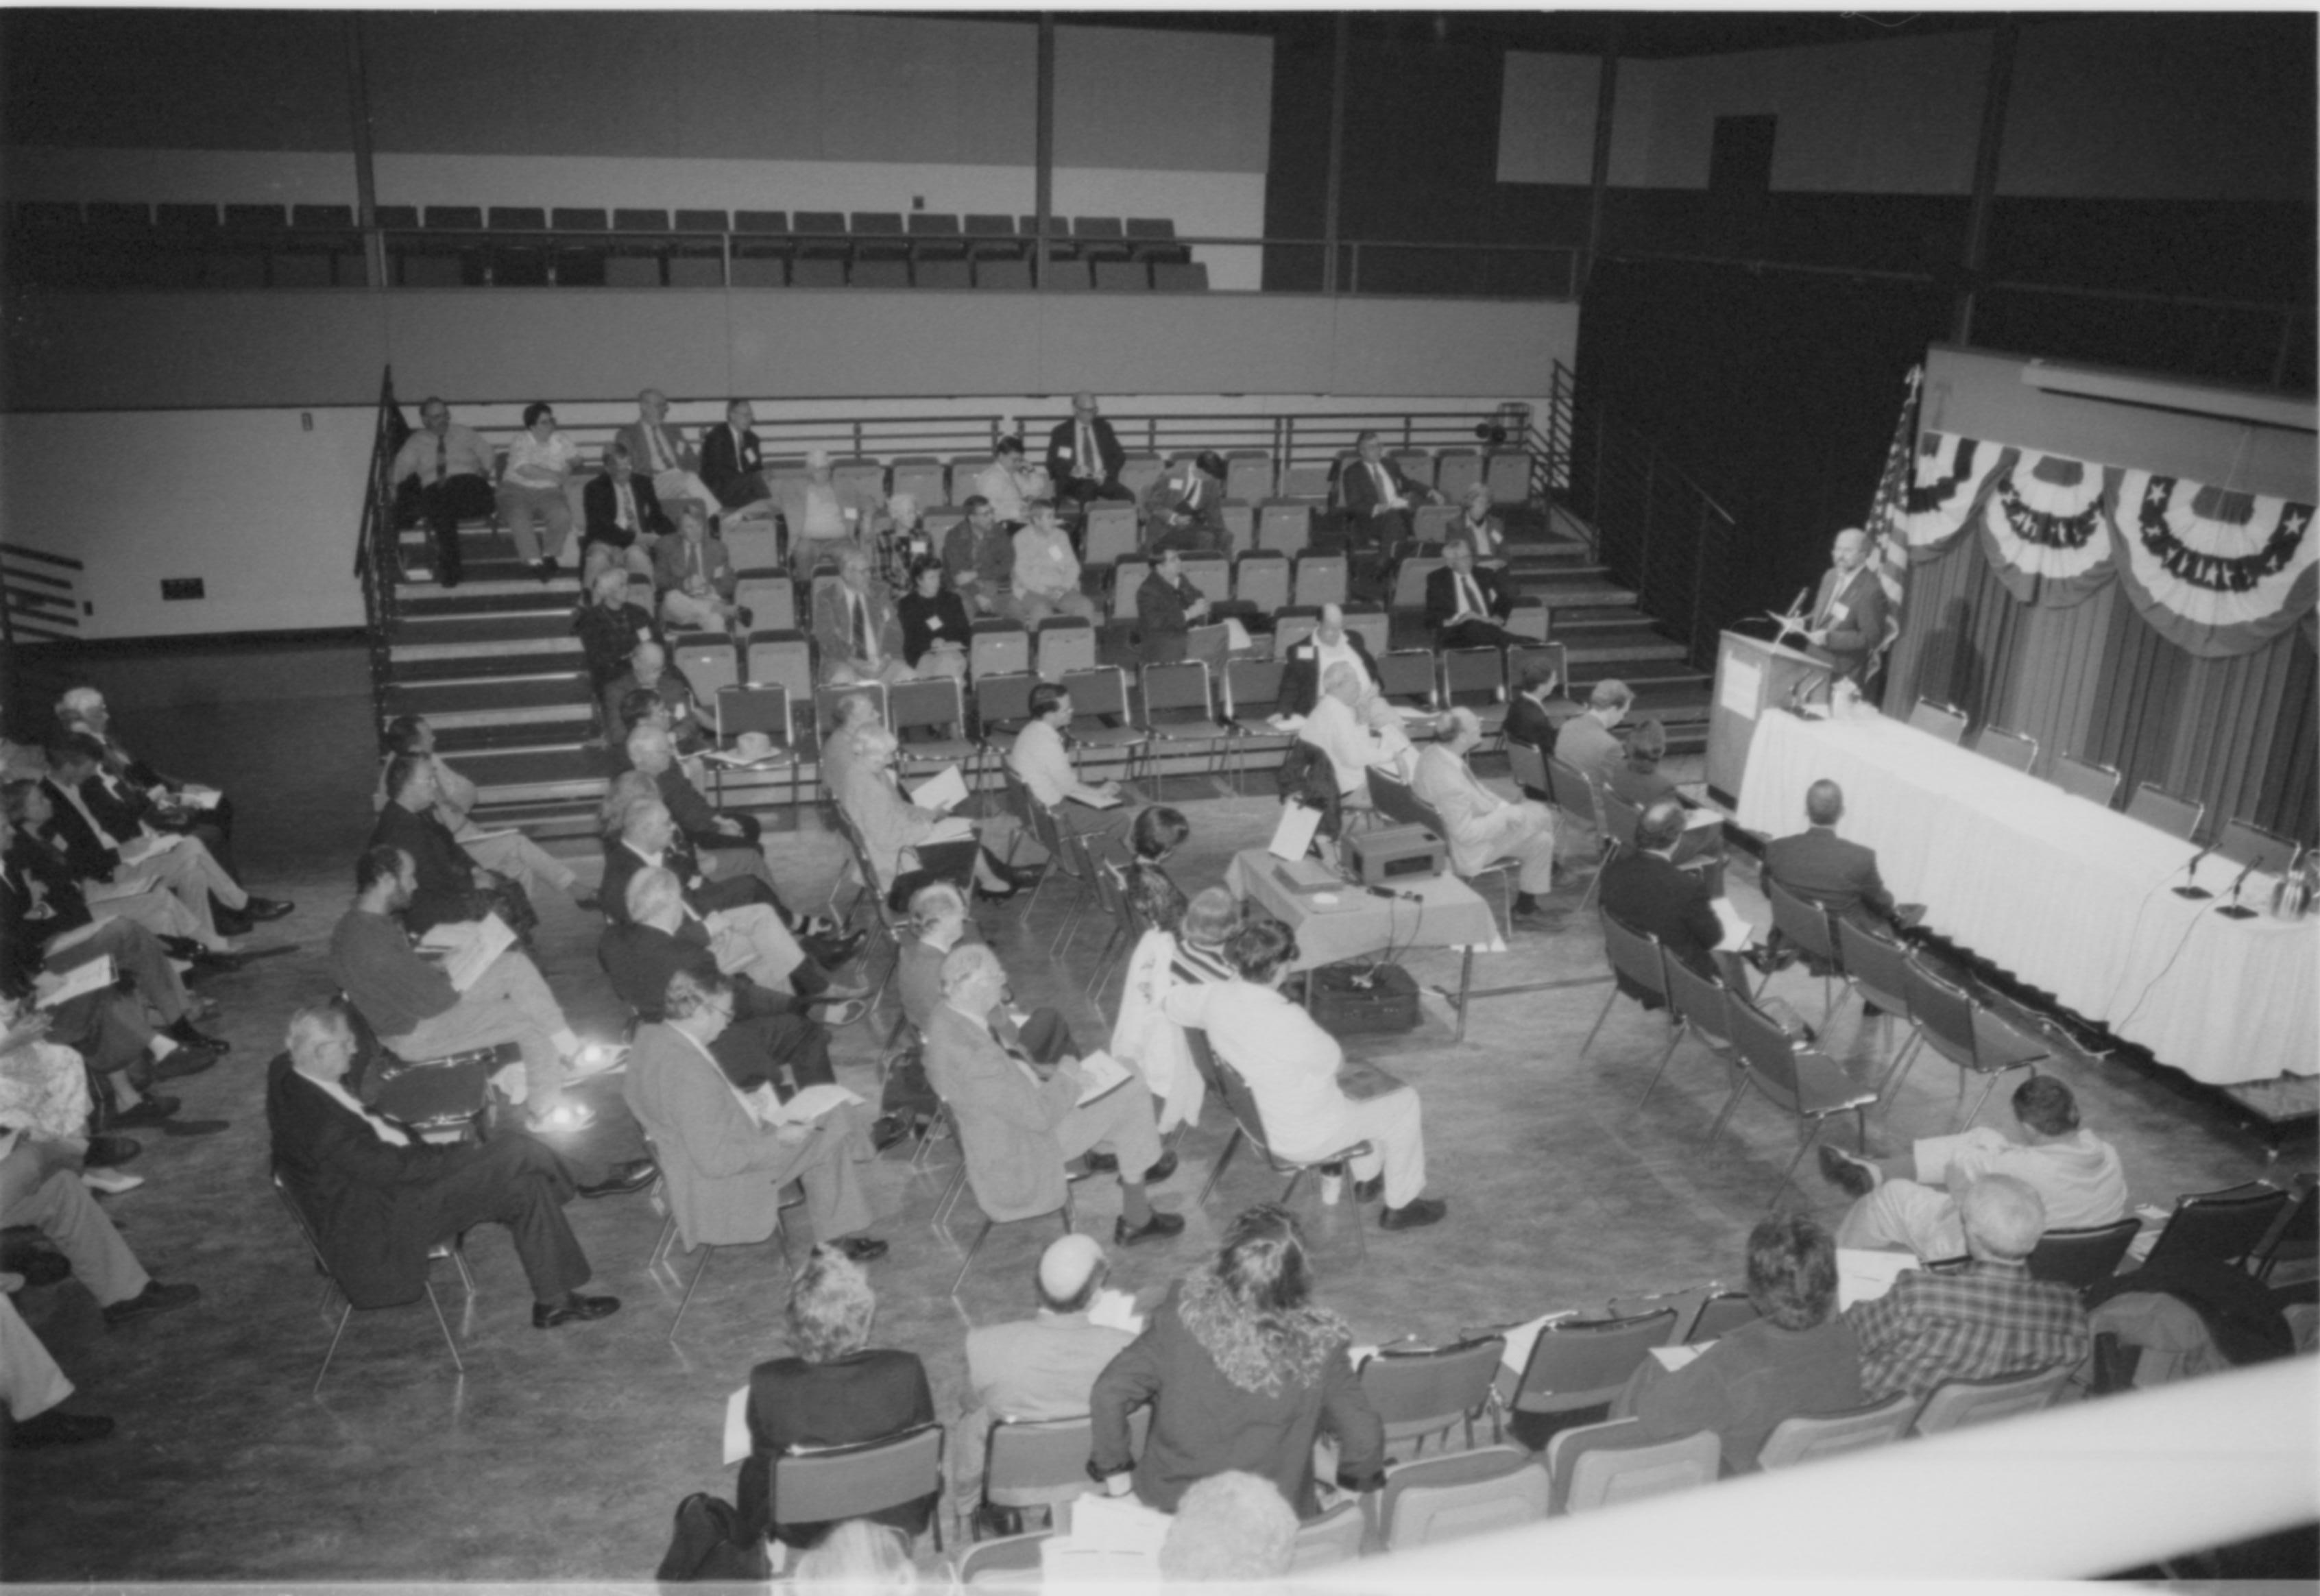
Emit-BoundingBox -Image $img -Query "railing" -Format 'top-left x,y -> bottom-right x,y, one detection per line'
0,542 -> 86,646
1533,359 -> 1745,672
352,367 -> 402,726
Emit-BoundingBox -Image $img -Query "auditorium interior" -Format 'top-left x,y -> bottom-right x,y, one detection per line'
1,7 -> 2315,1585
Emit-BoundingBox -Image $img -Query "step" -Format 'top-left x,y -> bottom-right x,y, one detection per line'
396,586 -> 581,619
454,745 -> 615,801
1558,624 -> 1689,665
391,612 -> 580,646
385,676 -> 591,716
1523,576 -> 1634,609
431,721 -> 596,756
389,650 -> 586,684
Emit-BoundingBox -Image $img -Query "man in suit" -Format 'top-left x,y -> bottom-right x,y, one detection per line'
1597,799 -> 1741,1004
1338,429 -> 1440,568
1046,393 -> 1132,509
1280,603 -> 1380,717
698,398 -> 773,517
56,685 -> 243,887
1140,450 -> 1230,555
580,442 -> 673,581
616,387 -> 721,518
774,449 -> 883,576
1423,539 -> 1519,649
368,753 -> 532,939
833,725 -> 1019,906
943,496 -> 1016,618
1137,547 -> 1220,667
1554,679 -> 1633,791
387,396 -> 495,588
620,967 -> 885,1264
811,548 -> 911,685
923,943 -> 1181,1246
1801,528 -> 1891,690
42,738 -> 272,947
51,733 -> 280,924
602,799 -> 841,1002
1413,709 -> 1558,923
1762,779 -> 1919,934
267,1002 -> 625,1329
651,504 -> 745,634
1504,658 -> 1581,801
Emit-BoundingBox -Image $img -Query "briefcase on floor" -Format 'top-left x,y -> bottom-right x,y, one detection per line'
1308,961 -> 1421,1037
366,1044 -> 513,1137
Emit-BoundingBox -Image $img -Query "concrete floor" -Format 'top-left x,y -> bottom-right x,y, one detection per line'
3,656 -> 2310,1581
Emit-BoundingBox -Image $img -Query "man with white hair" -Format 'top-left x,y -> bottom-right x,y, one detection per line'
1413,708 -> 1558,923
775,447 -> 880,576
810,548 -> 912,685
1801,527 -> 1889,690
1008,503 -> 1097,624
626,723 -> 776,893
1296,662 -> 1392,800
54,686 -> 243,885
1280,603 -> 1379,716
650,504 -> 745,634
1045,393 -> 1131,510
579,441 -> 671,583
1843,1173 -> 2092,1401
615,387 -> 721,518
835,725 -> 1022,905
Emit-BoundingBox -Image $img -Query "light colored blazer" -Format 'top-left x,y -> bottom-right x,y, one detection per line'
620,1021 -> 793,1246
811,579 -> 904,675
616,419 -> 698,475
1412,744 -> 1518,878
834,757 -> 937,885
922,1002 -> 1076,1222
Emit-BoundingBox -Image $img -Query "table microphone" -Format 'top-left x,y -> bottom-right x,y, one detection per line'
2214,854 -> 2264,919
2171,843 -> 2214,900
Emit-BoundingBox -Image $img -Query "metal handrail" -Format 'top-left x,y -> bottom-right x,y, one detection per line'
353,367 -> 402,727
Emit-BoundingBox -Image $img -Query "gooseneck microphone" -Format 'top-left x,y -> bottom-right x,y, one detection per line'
2171,843 -> 2214,900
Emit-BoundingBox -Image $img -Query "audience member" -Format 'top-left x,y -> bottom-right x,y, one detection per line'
56,686 -> 241,883
0,1123 -> 199,1327
1820,1076 -> 2128,1259
1423,538 -> 1519,649
602,641 -> 708,761
652,504 -> 746,634
817,694 -> 882,798
1172,886 -> 1243,984
1280,603 -> 1379,716
923,943 -> 1182,1246
1763,779 -> 1922,936
1554,678 -> 1632,790
1605,718 -> 1682,808
894,556 -> 970,679
1801,527 -> 1889,690
1009,503 -> 1097,624
871,491 -> 928,594
1046,393 -> 1132,509
834,726 -> 1020,906
580,442 -> 672,581
1503,659 -> 1581,753
1844,1174 -> 2092,1401
1089,1203 -> 1386,1516
892,882 -> 974,1037
699,398 -> 774,518
378,716 -> 592,908
1440,481 -> 1506,564
1,1292 -> 114,1449
368,753 -> 534,938
786,1520 -> 919,1591
497,401 -> 581,581
1107,865 -> 1205,1135
1166,921 -> 1446,1231
1338,429 -> 1440,568
328,845 -> 603,1133
942,496 -> 1014,618
388,396 -> 494,588
1610,1213 -> 1864,1473
42,738 -> 275,946
623,967 -> 886,1266
7,780 -> 223,954
1137,547 -> 1221,666
956,1233 -> 1139,1500
268,1004 -> 631,1329
1006,683 -> 1130,842
1597,799 -> 1742,1000
776,448 -> 878,576
574,566 -> 666,734
47,730 -> 280,927
972,435 -> 1046,527
1296,662 -> 1392,801
627,723 -> 775,887
616,387 -> 721,518
812,548 -> 912,686
735,1248 -> 934,1549
1157,1471 -> 1301,1581
1414,708 -> 1558,923
1140,450 -> 1230,554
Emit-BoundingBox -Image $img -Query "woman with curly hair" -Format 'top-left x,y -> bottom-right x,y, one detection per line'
1088,1204 -> 1384,1517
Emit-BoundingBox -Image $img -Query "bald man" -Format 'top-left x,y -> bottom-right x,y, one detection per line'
1802,529 -> 1889,689
1046,393 -> 1131,509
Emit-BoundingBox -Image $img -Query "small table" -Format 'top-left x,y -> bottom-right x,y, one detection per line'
1223,849 -> 1506,1040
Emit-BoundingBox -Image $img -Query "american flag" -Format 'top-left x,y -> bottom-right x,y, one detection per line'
1862,364 -> 1924,643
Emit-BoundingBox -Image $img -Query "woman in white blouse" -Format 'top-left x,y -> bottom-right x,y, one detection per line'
496,401 -> 582,579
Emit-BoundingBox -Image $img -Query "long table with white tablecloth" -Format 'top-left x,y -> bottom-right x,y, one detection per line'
1735,710 -> 2315,1087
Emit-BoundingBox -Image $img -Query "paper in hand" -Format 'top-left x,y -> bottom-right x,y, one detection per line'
1072,1050 -> 1133,1107
908,764 -> 969,812
36,955 -> 115,1008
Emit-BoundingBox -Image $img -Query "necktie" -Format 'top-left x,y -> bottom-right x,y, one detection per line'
689,540 -> 702,582
433,434 -> 446,483
617,482 -> 636,531
1459,571 -> 1484,620
1181,476 -> 1200,513
851,591 -> 871,660
1079,424 -> 1095,478
647,425 -> 670,472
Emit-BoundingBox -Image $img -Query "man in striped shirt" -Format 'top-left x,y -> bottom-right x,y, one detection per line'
1845,1174 -> 2091,1402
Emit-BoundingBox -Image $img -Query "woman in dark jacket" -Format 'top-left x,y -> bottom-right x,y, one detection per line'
1089,1203 -> 1385,1518
895,557 -> 971,678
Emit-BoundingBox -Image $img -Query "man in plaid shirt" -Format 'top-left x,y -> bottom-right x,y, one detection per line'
1846,1174 -> 2091,1402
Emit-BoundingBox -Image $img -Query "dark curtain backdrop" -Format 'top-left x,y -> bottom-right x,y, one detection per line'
1886,528 -> 2317,845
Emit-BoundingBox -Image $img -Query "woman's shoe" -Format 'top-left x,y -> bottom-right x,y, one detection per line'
971,880 -> 1017,904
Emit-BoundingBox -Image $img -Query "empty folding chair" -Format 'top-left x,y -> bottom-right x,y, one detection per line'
1136,660 -> 1222,799
1972,723 -> 2038,773
890,457 -> 947,507
1375,650 -> 1442,723
1221,656 -> 1292,784
1056,666 -> 1147,767
672,631 -> 740,701
1222,452 -> 1274,503
2143,1182 -> 2294,1273
1257,500 -> 1312,556
2049,750 -> 2123,808
1292,553 -> 1349,609
1906,698 -> 1969,745
1217,500 -> 1257,554
1483,450 -> 1533,505
1083,504 -> 1140,568
1498,1308 -> 1680,1451
1111,560 -> 1151,622
1388,448 -> 1434,490
1546,1419 -> 1719,1516
1233,551 -> 1290,616
1341,607 -> 1390,660
1437,647 -> 1510,740
1272,607 -> 1321,655
1506,600 -> 1550,642
771,1422 -> 946,1551
1896,951 -> 2049,1131
1033,616 -> 1096,679
1719,995 -> 1879,1205
1392,557 -> 1447,614
1360,1335 -> 1507,1457
1376,1447 -> 1549,1549
1179,554 -> 1230,608
974,672 -> 1039,766
1834,917 -> 1926,1104
1278,461 -> 1333,500
1582,910 -> 1682,1080
1434,450 -> 1483,502
968,621 -> 1030,682
2214,817 -> 2299,876
745,631 -> 814,703
1117,454 -> 1164,500
732,569 -> 796,633
1765,878 -> 1848,1026
2127,781 -> 2203,846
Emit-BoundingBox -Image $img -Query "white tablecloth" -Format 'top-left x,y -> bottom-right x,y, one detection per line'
1736,710 -> 2317,1086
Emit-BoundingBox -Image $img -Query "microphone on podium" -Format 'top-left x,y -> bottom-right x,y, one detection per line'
2171,843 -> 2215,900
2214,853 -> 2264,919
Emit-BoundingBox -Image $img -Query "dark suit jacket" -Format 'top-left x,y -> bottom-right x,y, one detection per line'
36,779 -> 122,883
1423,564 -> 1514,633
598,918 -> 721,1021
367,801 -> 479,935
1046,415 -> 1125,488
1338,456 -> 1428,520
1808,566 -> 1891,685
1281,635 -> 1379,717
1505,692 -> 1582,751
1599,850 -> 1723,1004
73,769 -> 157,843
1136,571 -> 1205,664
1139,465 -> 1227,544
1764,827 -> 1896,928
698,423 -> 766,509
738,1350 -> 937,1547
265,1054 -> 465,1309
582,470 -> 673,551
599,836 -> 758,927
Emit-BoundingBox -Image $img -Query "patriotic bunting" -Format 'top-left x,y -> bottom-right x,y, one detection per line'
2109,472 -> 2319,657
1900,430 -> 2007,551
1977,451 -> 2116,606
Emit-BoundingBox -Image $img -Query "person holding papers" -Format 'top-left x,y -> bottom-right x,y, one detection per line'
834,726 -> 1023,906
622,967 -> 886,1275
40,738 -> 267,950
329,846 -> 619,1134
367,753 -> 535,941
1597,799 -> 1750,1001
1422,538 -> 1519,650
924,943 -> 1183,1248
1006,683 -> 1131,844
1414,708 -> 1559,924
1799,527 -> 1889,690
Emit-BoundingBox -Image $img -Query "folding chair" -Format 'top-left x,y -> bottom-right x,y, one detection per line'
1389,446 -> 1434,489
1683,1290 -> 1761,1343
1290,1502 -> 1366,1571
1222,451 -> 1274,503
1756,1392 -> 1918,1469
1547,755 -> 1608,904
1273,607 -> 1321,654
1192,1039 -> 1372,1208
1033,616 -> 1096,679
1660,954 -> 1746,1126
732,569 -> 796,633
1911,1363 -> 2072,1436
2144,1182 -> 2294,1273
1498,1309 -> 1680,1451
672,631 -> 740,701
1117,453 -> 1164,499
1376,1447 -> 1549,1549
1392,557 -> 1446,614
1508,740 -> 1551,803
1292,553 -> 1349,609
2251,1172 -> 2319,1283
272,1166 -> 470,1396
1257,500 -> 1313,556
1233,551 -> 1291,616
2049,750 -> 2123,808
1547,1419 -> 1718,1516
1412,503 -> 1456,546
1083,504 -> 1139,567
2020,1218 -> 2140,1292
744,630 -> 814,703
1581,910 -> 1681,1082
889,675 -> 980,778
1765,878 -> 1848,1026
968,620 -> 1030,682
1368,766 -> 1517,935
1279,461 -> 1334,500
942,1146 -> 1078,1297
1484,450 -> 1533,505
1111,559 -> 1151,622
771,1421 -> 946,1551
723,522 -> 782,572
1835,917 -> 1927,1104
1506,600 -> 1550,642
1437,646 -> 1509,740
890,457 -> 947,508
710,684 -> 796,806
980,1414 -> 1102,1535
956,1530 -> 1053,1585
1360,1335 -> 1507,1456
1221,656 -> 1291,784
647,1177 -> 801,1343
1375,649 -> 1441,718
1341,607 -> 1390,660
2214,816 -> 2297,875
1136,660 -> 1223,799
1434,450 -> 1484,501
1056,666 -> 1148,770
974,672 -> 1039,767
1906,698 -> 1968,745
1897,951 -> 2048,1131
1179,553 -> 1231,607
1721,995 -> 1879,1206
1972,723 -> 2038,773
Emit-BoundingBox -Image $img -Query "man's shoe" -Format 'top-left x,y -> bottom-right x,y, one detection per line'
1379,1197 -> 1449,1231
152,1045 -> 221,1080
577,1158 -> 658,1199
7,1409 -> 115,1449
81,1168 -> 145,1196
813,930 -> 869,967
527,1102 -> 598,1135
1353,1174 -> 1383,1204
240,897 -> 295,922
187,947 -> 248,973
102,1280 -> 201,1327
564,1041 -> 629,1080
532,1292 -> 620,1329
833,1236 -> 889,1262
573,891 -> 601,913
83,1135 -> 142,1170
1817,1144 -> 1878,1200
1080,1150 -> 1120,1173
1114,1210 -> 1187,1247
156,1116 -> 230,1138
1140,1150 -> 1179,1185
869,1116 -> 910,1154
111,1098 -> 180,1128
1,1246 -> 70,1290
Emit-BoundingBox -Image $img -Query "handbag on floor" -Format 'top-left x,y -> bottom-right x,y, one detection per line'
1308,960 -> 1421,1037
655,1491 -> 769,1584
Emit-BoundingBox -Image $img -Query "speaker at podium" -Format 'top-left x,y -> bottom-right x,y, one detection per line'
1704,629 -> 1831,807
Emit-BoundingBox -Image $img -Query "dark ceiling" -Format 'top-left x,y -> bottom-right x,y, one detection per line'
943,10 -> 2013,58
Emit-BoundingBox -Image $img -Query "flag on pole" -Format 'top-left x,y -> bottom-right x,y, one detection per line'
1862,365 -> 1924,652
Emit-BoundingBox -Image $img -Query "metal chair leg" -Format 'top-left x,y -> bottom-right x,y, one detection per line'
1772,1122 -> 1828,1209
933,1157 -> 969,1228
422,1279 -> 465,1373
1197,1126 -> 1246,1205
668,1242 -> 716,1342
1957,1070 -> 2007,1133
1580,986 -> 1620,1055
952,1217 -> 997,1296
313,1301 -> 354,1398
1705,1075 -> 1750,1146
649,1211 -> 677,1271
1634,1024 -> 1685,1113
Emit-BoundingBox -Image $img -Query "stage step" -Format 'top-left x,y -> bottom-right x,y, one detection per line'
1522,574 -> 1632,609
385,675 -> 591,718
391,611 -> 579,646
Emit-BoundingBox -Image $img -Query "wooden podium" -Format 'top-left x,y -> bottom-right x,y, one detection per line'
1704,629 -> 1832,806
